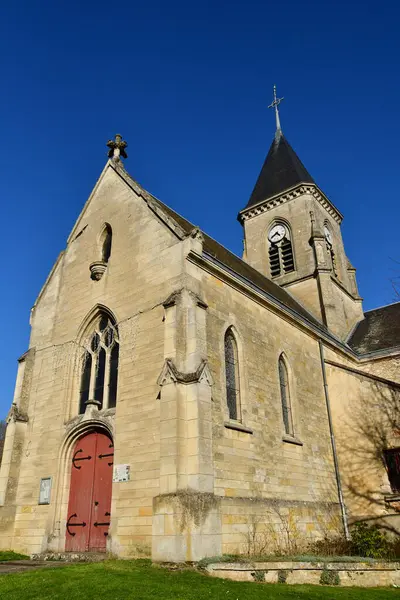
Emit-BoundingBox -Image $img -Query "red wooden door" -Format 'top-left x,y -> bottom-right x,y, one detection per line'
66,432 -> 113,552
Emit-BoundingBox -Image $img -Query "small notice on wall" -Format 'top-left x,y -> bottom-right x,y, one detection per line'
39,477 -> 52,505
113,464 -> 130,483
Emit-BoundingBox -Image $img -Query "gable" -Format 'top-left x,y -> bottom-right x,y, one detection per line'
32,156 -> 330,351
30,162 -> 192,348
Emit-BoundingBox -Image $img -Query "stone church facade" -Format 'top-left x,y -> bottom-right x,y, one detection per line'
0,119 -> 399,561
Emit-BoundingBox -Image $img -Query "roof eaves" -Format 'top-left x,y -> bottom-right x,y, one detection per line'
113,163 -> 190,240
363,301 -> 400,315
189,249 -> 354,345
238,183 -> 343,224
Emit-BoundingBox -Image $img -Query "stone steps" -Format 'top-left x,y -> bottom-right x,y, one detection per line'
31,552 -> 108,563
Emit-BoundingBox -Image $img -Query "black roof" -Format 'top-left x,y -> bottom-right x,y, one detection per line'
150,193 -> 324,330
348,303 -> 400,354
118,164 -> 324,330
243,131 -> 315,210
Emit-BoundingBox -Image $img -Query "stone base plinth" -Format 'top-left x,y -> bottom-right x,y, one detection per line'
152,490 -> 222,562
206,560 -> 400,587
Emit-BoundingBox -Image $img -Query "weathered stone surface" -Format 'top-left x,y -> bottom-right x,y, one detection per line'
206,561 -> 400,587
0,145 -> 398,563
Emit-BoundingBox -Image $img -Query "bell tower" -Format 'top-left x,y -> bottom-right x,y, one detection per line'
238,88 -> 363,339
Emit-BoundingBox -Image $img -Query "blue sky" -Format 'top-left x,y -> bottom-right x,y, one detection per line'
1,1 -> 399,418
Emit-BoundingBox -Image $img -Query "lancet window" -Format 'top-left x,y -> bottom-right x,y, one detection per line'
101,224 -> 112,263
224,328 -> 241,421
279,355 -> 294,436
79,313 -> 119,414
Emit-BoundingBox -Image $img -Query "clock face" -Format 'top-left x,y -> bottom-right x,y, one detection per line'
269,224 -> 286,243
324,225 -> 332,245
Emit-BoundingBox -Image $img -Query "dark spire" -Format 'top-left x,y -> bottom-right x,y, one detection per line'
244,131 -> 315,209
242,87 -> 315,211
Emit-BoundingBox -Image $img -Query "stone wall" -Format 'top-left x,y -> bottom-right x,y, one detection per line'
0,164 -> 188,557
325,348 -> 400,532
206,560 -> 400,587
2,160 -> 399,561
184,258 -> 344,555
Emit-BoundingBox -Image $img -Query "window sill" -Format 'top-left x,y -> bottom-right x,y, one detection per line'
282,434 -> 303,446
224,421 -> 253,435
384,493 -> 400,503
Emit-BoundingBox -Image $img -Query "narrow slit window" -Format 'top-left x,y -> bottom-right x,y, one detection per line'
101,224 -> 112,263
224,329 -> 240,421
108,343 -> 119,409
94,347 -> 106,405
78,313 -> 119,414
324,224 -> 337,276
79,351 -> 92,414
279,356 -> 293,436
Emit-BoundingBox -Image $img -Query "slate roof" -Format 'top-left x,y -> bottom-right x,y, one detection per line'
118,163 -> 400,355
348,303 -> 400,354
147,190 -> 324,330
244,131 -> 315,209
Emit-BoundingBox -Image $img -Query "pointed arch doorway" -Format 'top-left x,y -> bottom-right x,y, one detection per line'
65,431 -> 113,552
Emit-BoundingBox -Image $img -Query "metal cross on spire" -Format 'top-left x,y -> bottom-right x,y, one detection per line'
107,134 -> 128,162
268,85 -> 284,133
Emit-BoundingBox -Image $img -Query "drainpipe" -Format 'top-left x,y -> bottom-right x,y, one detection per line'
319,340 -> 350,540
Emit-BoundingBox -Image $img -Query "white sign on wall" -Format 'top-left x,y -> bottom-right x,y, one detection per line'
113,464 -> 130,483
39,477 -> 52,505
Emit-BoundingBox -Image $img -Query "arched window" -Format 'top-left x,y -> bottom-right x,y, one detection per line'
224,328 -> 240,420
79,313 -> 119,414
268,222 -> 294,277
279,355 -> 293,436
101,224 -> 112,263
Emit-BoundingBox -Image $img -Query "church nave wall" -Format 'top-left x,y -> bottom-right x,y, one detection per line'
196,267 -> 341,551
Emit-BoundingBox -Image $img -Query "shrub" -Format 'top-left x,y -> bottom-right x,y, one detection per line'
320,568 -> 340,586
278,569 -> 288,583
309,535 -> 352,557
351,522 -> 390,559
251,570 -> 266,582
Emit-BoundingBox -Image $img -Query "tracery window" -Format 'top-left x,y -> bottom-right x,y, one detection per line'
279,355 -> 293,436
268,223 -> 294,277
79,313 -> 119,414
224,328 -> 240,421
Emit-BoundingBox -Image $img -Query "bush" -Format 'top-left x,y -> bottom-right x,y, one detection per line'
309,535 -> 352,557
351,522 -> 390,559
320,568 -> 340,586
309,522 -> 400,560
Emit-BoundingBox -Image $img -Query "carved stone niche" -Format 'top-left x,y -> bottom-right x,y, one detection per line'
89,261 -> 107,281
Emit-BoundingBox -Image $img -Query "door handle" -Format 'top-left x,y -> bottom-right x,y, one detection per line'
66,513 -> 87,536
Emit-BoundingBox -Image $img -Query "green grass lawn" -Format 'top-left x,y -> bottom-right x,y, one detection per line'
1,559 -> 398,600
0,550 -> 30,561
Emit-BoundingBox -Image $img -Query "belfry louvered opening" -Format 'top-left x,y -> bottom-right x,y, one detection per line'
268,223 -> 295,277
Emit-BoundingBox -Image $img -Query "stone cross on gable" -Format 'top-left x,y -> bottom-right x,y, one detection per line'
107,134 -> 128,162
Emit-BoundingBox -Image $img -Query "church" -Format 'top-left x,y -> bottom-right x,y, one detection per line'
1,93 -> 399,562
